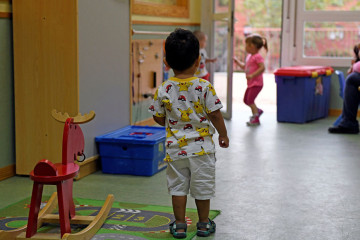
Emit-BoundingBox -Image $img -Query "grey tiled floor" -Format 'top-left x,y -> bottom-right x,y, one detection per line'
1,105 -> 360,240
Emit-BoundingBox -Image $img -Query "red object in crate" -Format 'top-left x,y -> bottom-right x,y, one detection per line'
274,66 -> 334,77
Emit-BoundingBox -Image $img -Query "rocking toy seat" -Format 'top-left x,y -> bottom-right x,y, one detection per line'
30,160 -> 79,183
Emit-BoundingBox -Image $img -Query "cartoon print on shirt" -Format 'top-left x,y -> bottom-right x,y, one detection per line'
193,146 -> 211,156
154,89 -> 159,100
196,127 -> 210,137
177,135 -> 188,148
178,95 -> 186,102
149,105 -> 155,112
191,97 -> 204,114
205,107 -> 211,114
194,85 -> 202,94
165,84 -> 173,93
155,112 -> 165,117
166,141 -> 173,148
200,116 -> 207,123
164,153 -> 173,162
178,108 -> 193,122
178,150 -> 187,157
177,82 -> 194,91
162,99 -> 172,112
195,137 -> 204,145
208,84 -> 216,96
183,124 -> 193,132
169,119 -> 178,125
199,79 -> 207,83
166,127 -> 179,138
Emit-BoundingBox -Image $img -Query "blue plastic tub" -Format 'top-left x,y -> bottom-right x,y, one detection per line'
95,126 -> 166,176
274,66 -> 333,123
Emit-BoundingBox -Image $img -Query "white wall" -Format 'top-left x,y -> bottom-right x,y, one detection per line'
78,0 -> 130,157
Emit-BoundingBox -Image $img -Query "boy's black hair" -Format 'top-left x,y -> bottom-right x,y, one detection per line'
165,28 -> 199,71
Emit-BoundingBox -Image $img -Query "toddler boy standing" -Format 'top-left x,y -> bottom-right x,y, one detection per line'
149,28 -> 229,239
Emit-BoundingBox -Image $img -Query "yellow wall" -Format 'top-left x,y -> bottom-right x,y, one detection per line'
132,1 -> 201,24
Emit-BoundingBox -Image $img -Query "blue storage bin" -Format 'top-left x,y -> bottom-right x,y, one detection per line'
95,126 -> 166,176
274,66 -> 333,123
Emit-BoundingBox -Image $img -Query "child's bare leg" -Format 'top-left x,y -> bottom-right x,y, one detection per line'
249,103 -> 258,115
195,199 -> 210,230
172,195 -> 187,232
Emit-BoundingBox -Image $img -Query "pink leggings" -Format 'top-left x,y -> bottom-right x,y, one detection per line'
243,86 -> 263,106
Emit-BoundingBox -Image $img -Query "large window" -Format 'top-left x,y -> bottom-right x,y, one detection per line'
305,0 -> 360,11
304,21 -> 360,58
281,0 -> 360,67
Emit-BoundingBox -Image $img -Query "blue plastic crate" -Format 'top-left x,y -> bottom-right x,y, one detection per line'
274,66 -> 333,123
95,126 -> 166,176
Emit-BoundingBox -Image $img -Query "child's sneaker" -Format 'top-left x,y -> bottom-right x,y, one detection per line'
247,115 -> 260,126
196,219 -> 216,237
169,221 -> 187,239
249,109 -> 263,119
258,108 -> 263,117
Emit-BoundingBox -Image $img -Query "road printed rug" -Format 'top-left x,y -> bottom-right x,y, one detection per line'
0,196 -> 220,240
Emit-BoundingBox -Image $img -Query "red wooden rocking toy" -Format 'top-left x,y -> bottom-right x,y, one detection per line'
0,110 -> 114,240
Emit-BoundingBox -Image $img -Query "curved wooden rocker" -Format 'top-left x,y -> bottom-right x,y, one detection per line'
0,192 -> 58,240
0,110 -> 114,240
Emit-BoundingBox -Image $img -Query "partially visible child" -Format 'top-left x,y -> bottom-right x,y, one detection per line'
328,51 -> 360,134
233,34 -> 268,126
347,43 -> 360,74
149,28 -> 229,239
193,30 -> 217,81
353,61 -> 360,73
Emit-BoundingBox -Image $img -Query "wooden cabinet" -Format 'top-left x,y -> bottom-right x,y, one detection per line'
13,0 -> 131,175
13,0 -> 79,174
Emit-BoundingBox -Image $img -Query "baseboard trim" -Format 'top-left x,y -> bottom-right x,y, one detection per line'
329,109 -> 360,117
0,164 -> 15,181
0,12 -> 12,18
74,155 -> 100,181
328,109 -> 342,117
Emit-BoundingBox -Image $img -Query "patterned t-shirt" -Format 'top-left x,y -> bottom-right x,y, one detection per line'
195,48 -> 208,78
149,77 -> 223,162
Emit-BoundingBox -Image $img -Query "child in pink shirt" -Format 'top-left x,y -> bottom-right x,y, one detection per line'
234,34 -> 268,126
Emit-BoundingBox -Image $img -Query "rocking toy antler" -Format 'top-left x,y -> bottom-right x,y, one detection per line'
51,109 -> 96,124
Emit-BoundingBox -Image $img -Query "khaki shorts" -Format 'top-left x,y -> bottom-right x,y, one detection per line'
166,153 -> 216,200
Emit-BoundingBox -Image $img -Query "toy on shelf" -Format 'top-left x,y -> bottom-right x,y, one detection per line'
0,110 -> 114,240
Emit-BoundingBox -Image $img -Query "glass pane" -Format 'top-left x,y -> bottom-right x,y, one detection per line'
303,21 -> 360,58
233,1 -> 282,72
305,0 -> 360,11
213,21 -> 229,112
214,0 -> 229,13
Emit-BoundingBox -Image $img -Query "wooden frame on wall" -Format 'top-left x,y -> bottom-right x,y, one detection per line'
132,0 -> 189,18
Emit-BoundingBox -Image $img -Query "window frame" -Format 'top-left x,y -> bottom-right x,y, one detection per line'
281,0 -> 360,67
